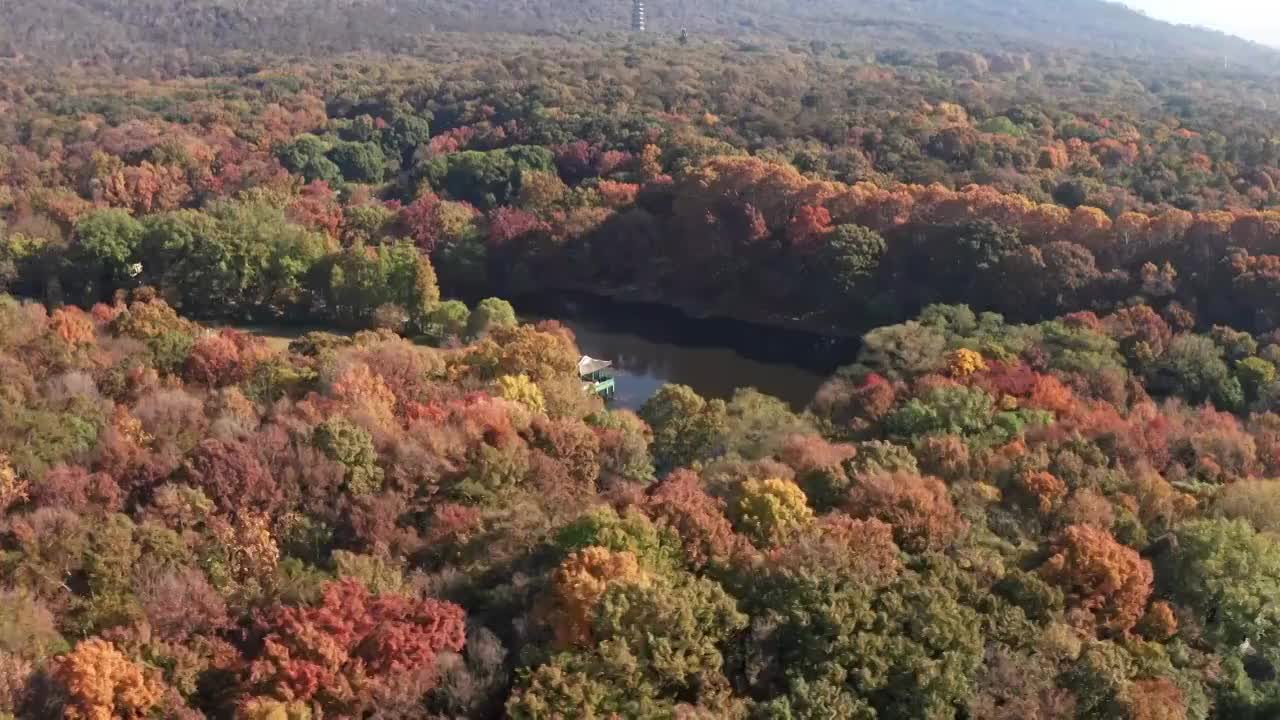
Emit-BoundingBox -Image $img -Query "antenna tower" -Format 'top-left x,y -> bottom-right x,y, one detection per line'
632,0 -> 646,32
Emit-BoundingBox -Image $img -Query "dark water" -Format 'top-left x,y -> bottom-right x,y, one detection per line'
228,293 -> 858,412
516,293 -> 858,411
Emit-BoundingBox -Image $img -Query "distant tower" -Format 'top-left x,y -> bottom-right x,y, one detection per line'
632,0 -> 646,32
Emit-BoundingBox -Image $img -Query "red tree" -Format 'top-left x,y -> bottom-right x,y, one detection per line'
249,580 -> 466,710
845,471 -> 967,552
1039,524 -> 1153,636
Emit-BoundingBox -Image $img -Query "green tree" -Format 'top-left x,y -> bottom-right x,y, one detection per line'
819,224 -> 886,295
1150,334 -> 1242,410
71,209 -> 144,301
720,388 -> 810,460
1157,519 -> 1280,653
277,134 -> 342,184
329,141 -> 387,184
1237,357 -> 1277,404
467,297 -> 517,338
313,416 -> 384,496
738,560 -> 984,719
853,321 -> 948,380
153,201 -> 328,318
381,113 -> 432,164
421,146 -> 555,209
327,242 -> 439,331
639,384 -> 728,472
426,299 -> 471,341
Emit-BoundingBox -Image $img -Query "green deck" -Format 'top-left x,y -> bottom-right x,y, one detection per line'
582,371 -> 616,399
579,356 -> 616,400
591,376 -> 616,398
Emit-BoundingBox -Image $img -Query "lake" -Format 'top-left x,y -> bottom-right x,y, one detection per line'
516,293 -> 857,411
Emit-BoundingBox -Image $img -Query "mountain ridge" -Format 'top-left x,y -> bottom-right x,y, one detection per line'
2,0 -> 1277,72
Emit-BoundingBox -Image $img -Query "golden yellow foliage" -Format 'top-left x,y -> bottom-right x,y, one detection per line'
945,348 -> 988,378
52,639 -> 163,720
547,547 -> 647,649
0,453 -> 26,513
496,374 -> 547,414
236,697 -> 313,720
735,477 -> 814,546
516,170 -> 568,213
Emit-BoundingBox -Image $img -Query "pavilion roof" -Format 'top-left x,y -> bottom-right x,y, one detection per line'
578,355 -> 613,376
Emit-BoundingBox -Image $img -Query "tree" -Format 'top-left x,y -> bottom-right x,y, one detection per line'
0,452 -> 28,513
276,134 -> 341,185
329,141 -> 387,184
1238,357 -> 1277,403
544,547 -> 648,649
466,297 -> 516,338
533,417 -> 602,489
853,321 -> 947,380
497,374 -> 546,413
589,410 -> 655,487
1122,678 -> 1189,720
70,209 -> 144,302
465,324 -> 578,383
1150,335 -> 1241,410
514,568 -> 745,718
426,300 -> 470,341
639,384 -> 728,472
845,471 -> 966,552
381,114 -> 431,165
740,559 -> 984,719
733,477 -> 814,546
185,330 -> 263,387
643,469 -> 742,567
182,438 -> 280,514
945,348 -> 988,378
313,417 -> 384,497
48,307 -> 96,348
1039,524 -> 1153,636
327,243 -> 439,332
423,147 -> 552,210
249,580 -> 466,712
50,638 -> 164,720
155,201 -> 327,317
885,383 -> 998,440
594,573 -> 746,697
719,388 -> 810,459
1156,519 -> 1280,653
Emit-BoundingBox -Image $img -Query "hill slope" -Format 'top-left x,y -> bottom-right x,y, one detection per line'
1,0 -> 1276,70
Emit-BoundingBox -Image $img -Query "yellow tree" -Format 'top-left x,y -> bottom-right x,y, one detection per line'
545,547 -> 648,649
51,639 -> 164,720
734,477 -> 814,546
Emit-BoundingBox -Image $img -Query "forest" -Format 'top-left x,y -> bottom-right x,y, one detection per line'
6,1 -> 1280,718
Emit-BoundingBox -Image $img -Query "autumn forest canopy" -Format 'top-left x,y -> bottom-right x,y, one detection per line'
9,1 -> 1280,718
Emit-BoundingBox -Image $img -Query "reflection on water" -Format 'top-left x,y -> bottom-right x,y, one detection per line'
518,293 -> 853,411
564,318 -> 829,410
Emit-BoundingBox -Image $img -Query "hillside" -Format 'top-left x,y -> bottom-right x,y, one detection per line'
2,0 -> 1277,71
11,0 -> 1280,715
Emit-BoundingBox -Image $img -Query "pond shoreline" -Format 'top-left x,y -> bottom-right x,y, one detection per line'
512,290 -> 860,410
217,289 -> 862,411
512,290 -> 861,376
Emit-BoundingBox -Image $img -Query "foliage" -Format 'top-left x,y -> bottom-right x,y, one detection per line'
733,477 -> 814,547
3,7 -> 1280,714
248,580 -> 465,713
49,638 -> 164,720
639,384 -> 728,472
